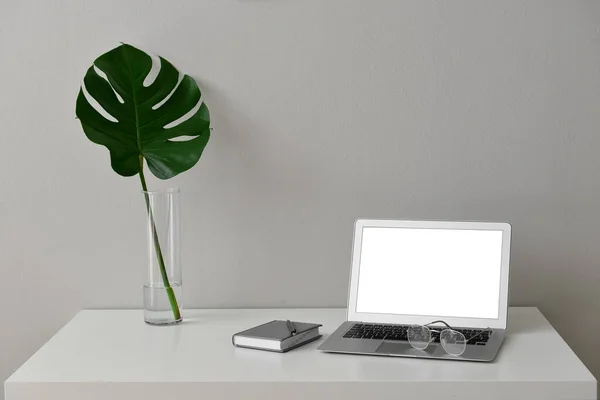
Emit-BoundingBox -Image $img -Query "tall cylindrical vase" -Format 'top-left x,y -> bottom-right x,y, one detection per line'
143,188 -> 183,325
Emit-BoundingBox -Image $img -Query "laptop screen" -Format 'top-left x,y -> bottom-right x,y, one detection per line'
355,227 -> 504,320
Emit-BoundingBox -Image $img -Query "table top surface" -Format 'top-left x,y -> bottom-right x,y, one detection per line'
6,307 -> 596,384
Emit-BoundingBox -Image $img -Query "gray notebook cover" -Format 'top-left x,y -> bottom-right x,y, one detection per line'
232,320 -> 322,352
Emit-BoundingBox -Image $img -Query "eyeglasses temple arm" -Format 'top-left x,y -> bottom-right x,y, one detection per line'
425,320 -> 454,329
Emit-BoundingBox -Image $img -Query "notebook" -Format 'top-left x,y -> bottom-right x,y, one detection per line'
232,320 -> 322,352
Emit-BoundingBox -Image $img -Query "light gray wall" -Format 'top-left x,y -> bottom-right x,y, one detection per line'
2,0 -> 599,394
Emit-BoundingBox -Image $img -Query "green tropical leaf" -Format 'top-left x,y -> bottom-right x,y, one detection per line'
76,43 -> 210,179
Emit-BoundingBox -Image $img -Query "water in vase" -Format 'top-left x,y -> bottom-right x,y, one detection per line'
143,283 -> 183,325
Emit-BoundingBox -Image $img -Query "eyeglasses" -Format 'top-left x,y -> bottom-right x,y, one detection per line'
407,320 -> 491,356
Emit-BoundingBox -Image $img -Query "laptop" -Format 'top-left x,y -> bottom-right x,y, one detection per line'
318,219 -> 511,362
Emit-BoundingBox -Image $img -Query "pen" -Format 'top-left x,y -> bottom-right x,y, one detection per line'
287,320 -> 297,336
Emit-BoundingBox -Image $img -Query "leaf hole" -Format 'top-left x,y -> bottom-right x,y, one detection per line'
163,95 -> 203,129
81,81 -> 119,123
143,54 -> 161,87
93,65 -> 124,104
168,135 -> 198,142
152,72 -> 184,110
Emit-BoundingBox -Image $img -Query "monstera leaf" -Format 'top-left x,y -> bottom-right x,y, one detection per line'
75,43 -> 211,322
76,43 -> 210,179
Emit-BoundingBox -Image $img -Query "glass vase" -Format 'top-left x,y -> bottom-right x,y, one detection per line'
143,188 -> 183,325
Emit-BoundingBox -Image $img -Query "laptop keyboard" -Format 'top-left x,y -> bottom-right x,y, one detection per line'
343,324 -> 492,345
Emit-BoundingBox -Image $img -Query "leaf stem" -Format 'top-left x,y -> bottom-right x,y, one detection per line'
139,156 -> 182,322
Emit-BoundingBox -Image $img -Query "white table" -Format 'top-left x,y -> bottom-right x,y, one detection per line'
5,307 -> 596,400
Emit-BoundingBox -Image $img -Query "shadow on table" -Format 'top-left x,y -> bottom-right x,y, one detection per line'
506,309 -> 549,335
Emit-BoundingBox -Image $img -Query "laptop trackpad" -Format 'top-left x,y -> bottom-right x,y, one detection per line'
376,341 -> 439,356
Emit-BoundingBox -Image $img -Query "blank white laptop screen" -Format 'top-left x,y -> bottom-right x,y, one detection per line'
355,227 -> 504,319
